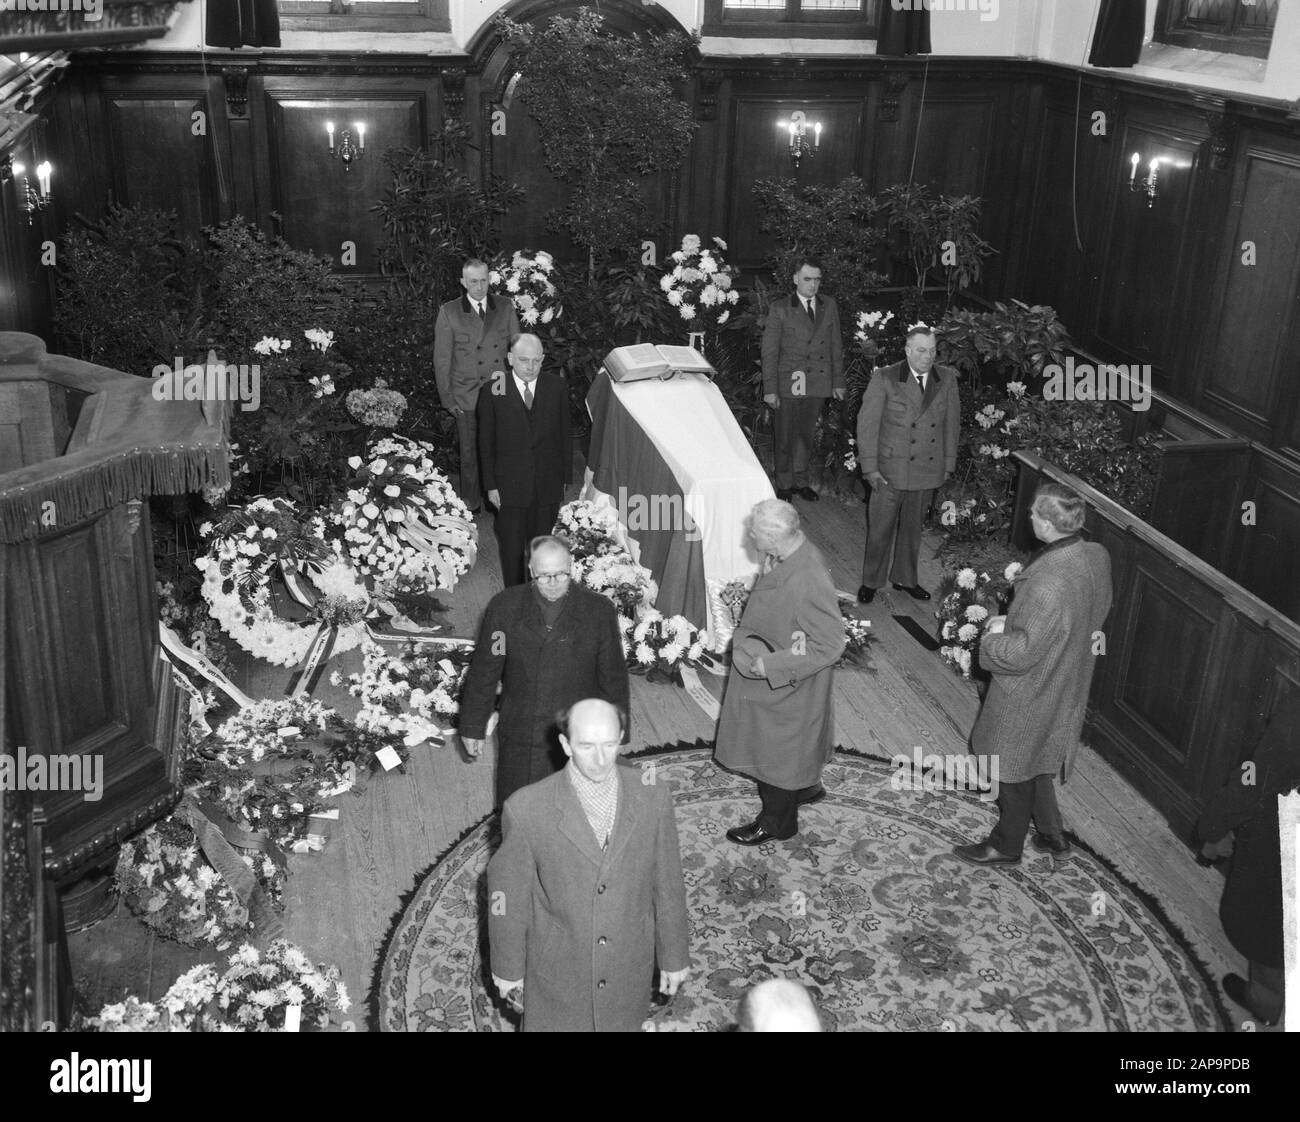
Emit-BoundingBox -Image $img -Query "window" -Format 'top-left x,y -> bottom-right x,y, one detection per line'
1153,0 -> 1277,59
278,0 -> 450,34
704,0 -> 879,39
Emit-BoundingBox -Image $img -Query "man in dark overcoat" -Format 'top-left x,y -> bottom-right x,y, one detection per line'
477,333 -> 570,587
1197,692 -> 1300,1026
855,324 -> 960,603
460,536 -> 630,806
715,499 -> 845,844
487,698 -> 691,1032
954,481 -> 1112,867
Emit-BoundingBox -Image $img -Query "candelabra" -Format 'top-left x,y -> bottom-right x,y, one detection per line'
326,121 -> 367,171
9,160 -> 53,225
1128,152 -> 1160,208
780,110 -> 822,172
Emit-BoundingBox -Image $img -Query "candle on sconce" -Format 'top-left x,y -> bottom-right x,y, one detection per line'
1130,152 -> 1140,185
36,162 -> 51,196
788,122 -> 796,145
326,121 -> 335,151
357,123 -> 365,151
12,162 -> 24,178
814,122 -> 821,148
1149,157 -> 1159,174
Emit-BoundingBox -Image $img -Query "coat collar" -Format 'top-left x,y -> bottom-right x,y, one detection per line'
790,292 -> 824,327
553,763 -> 640,867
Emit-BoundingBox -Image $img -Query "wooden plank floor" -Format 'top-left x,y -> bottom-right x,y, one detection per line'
68,469 -> 1261,1030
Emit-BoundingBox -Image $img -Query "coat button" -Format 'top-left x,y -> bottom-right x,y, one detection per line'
598,936 -> 608,946
597,884 -> 606,894
598,980 -> 607,989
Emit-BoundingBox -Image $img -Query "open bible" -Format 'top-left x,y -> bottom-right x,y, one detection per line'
603,343 -> 716,383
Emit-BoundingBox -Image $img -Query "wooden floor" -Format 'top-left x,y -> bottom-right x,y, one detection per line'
69,468 -> 1262,1031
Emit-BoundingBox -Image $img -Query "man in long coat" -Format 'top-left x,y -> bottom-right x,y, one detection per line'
855,324 -> 960,603
954,481 -> 1112,866
716,499 -> 845,845
460,537 -> 630,806
487,698 -> 691,1032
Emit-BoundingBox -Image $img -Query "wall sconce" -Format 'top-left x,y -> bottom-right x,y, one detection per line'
326,120 -> 366,171
779,110 -> 821,171
11,160 -> 53,225
1128,152 -> 1160,208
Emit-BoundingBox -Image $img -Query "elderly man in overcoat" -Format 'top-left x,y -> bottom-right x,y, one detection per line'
856,324 -> 960,603
460,536 -> 630,806
715,499 -> 845,845
487,698 -> 691,1032
954,481 -> 1112,867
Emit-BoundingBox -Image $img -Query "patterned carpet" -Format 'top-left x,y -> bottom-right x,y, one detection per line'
376,743 -> 1228,1031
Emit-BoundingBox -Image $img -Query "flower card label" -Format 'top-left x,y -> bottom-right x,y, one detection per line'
375,745 -> 403,771
278,726 -> 301,739
679,666 -> 719,721
285,1005 -> 301,1032
438,659 -> 457,677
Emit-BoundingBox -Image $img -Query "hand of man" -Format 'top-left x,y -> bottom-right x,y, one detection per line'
451,405 -> 464,416
493,974 -> 524,1011
659,967 -> 689,996
866,470 -> 889,490
461,736 -> 485,759
764,393 -> 780,410
832,388 -> 846,401
985,616 -> 1007,635
487,489 -> 501,509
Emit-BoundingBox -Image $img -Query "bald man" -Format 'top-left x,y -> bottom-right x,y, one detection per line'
737,979 -> 823,1032
476,333 -> 571,586
487,698 -> 691,1032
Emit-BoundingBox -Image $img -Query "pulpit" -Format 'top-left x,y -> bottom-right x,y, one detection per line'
0,331 -> 229,1028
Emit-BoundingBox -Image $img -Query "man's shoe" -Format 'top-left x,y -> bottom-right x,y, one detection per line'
952,842 -> 1021,867
1031,833 -> 1072,857
798,787 -> 826,806
857,585 -> 876,604
726,821 -> 789,846
775,487 -> 794,501
1223,974 -> 1280,1027
797,486 -> 819,502
892,583 -> 932,601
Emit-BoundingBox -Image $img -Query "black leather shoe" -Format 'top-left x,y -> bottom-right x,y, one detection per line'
798,787 -> 826,806
1223,974 -> 1279,1027
1031,833 -> 1072,857
775,488 -> 794,501
857,585 -> 876,604
952,842 -> 1021,867
726,821 -> 789,846
797,486 -> 819,502
892,583 -> 932,601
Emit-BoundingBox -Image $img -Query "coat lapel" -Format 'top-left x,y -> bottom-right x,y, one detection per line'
920,366 -> 940,412
601,767 -> 640,871
462,295 -> 487,345
554,772 -> 606,866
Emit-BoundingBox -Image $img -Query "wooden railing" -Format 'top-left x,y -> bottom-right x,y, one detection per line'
1012,451 -> 1300,843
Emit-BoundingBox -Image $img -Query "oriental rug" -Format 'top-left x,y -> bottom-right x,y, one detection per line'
375,743 -> 1227,1032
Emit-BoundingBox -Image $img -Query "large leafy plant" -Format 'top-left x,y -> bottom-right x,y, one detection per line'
880,183 -> 995,305
937,300 -> 1072,389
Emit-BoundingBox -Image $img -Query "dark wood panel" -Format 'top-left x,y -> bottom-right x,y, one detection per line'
264,92 -> 426,277
1234,452 -> 1300,620
905,93 -> 996,198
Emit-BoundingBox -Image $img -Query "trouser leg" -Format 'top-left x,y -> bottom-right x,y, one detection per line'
494,506 -> 531,587
456,406 -> 481,510
862,481 -> 903,589
887,487 -> 933,587
774,400 -> 797,490
789,396 -> 824,489
987,776 -> 1035,858
756,781 -> 816,839
1029,774 -> 1064,841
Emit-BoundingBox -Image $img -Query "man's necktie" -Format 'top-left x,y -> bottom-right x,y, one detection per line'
805,299 -> 816,322
916,373 -> 927,393
475,301 -> 485,319
522,384 -> 533,411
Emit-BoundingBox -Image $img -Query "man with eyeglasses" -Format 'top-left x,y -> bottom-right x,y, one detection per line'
487,697 -> 691,1031
460,536 -> 630,806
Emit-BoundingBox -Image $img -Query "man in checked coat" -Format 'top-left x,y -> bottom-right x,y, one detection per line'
487,698 -> 691,1032
954,481 -> 1113,866
459,537 -> 630,806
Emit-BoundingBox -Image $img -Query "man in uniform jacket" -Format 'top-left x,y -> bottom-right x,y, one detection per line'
1196,691 -> 1300,1026
477,333 -> 570,587
487,698 -> 691,1032
954,482 -> 1112,867
433,258 -> 521,512
716,499 -> 845,845
761,258 -> 845,502
459,537 -> 630,806
855,325 -> 960,603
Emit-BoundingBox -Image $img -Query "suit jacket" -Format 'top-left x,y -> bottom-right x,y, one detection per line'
487,763 -> 691,1032
971,536 -> 1113,783
432,294 -> 521,412
715,538 -> 845,789
761,293 -> 844,399
856,360 -> 960,491
459,584 -> 630,795
476,370 -> 570,508
1196,693 -> 1300,967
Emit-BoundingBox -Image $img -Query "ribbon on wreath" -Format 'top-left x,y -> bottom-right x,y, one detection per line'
160,622 -> 254,709
284,622 -> 339,698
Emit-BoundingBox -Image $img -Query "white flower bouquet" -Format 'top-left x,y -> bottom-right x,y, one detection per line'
934,563 -> 1017,680
621,609 -> 704,683
853,309 -> 895,362
660,234 -> 742,330
345,379 -> 408,428
554,499 -> 622,563
334,640 -> 473,745
839,613 -> 877,671
490,249 -> 562,327
572,549 -> 658,618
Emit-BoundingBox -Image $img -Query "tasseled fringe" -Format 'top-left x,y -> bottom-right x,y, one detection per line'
0,444 -> 231,544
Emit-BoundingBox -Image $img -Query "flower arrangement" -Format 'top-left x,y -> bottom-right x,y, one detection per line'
839,613 -> 877,671
934,562 -> 1020,679
572,549 -> 658,618
718,578 -> 752,627
554,500 -> 623,563
621,609 -> 705,682
89,941 -> 351,1033
328,436 -> 477,597
346,379 -> 408,428
853,309 -> 895,363
491,249 -> 562,327
158,579 -> 235,680
114,816 -> 254,950
660,235 -> 742,330
334,639 -> 474,744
